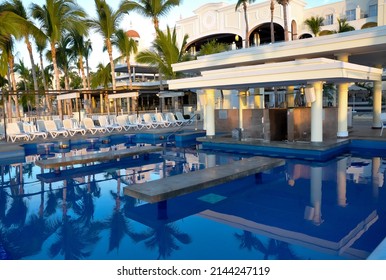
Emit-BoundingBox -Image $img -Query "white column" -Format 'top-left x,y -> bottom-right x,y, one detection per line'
310,166 -> 323,225
238,90 -> 247,130
337,83 -> 349,137
373,66 -> 383,128
337,157 -> 348,207
311,81 -> 323,142
205,89 -> 215,138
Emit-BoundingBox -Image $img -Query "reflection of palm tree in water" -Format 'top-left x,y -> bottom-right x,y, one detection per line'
234,230 -> 300,260
132,223 -> 192,260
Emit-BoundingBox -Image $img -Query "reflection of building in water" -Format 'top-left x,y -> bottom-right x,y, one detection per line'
347,157 -> 384,187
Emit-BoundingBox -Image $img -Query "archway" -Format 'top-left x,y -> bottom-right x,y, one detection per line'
299,33 -> 312,39
186,33 -> 243,54
249,23 -> 285,46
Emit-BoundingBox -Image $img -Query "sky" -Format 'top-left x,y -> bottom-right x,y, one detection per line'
15,0 -> 337,71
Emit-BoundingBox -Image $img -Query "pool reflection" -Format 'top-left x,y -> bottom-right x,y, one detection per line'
1,149 -> 386,260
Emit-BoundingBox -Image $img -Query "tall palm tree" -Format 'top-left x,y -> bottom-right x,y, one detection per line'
35,38 -> 52,113
136,26 -> 190,80
304,16 -> 325,37
89,0 -> 132,93
68,30 -> 89,91
235,0 -> 256,48
91,63 -> 112,89
276,0 -> 290,41
337,18 -> 355,33
1,35 -> 21,118
1,0 -> 46,110
126,0 -> 182,31
84,39 -> 93,89
31,0 -> 87,119
270,0 -> 275,43
111,29 -> 138,90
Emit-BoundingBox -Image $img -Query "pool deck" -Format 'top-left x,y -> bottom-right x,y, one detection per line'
123,156 -> 284,203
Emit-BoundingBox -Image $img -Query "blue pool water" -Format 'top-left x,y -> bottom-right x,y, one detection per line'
1,139 -> 386,260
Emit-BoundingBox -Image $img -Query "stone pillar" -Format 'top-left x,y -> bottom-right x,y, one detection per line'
286,86 -> 295,107
238,90 -> 247,130
310,166 -> 323,225
205,89 -> 215,138
337,83 -> 349,137
337,157 -> 348,207
373,66 -> 383,128
311,81 -> 324,142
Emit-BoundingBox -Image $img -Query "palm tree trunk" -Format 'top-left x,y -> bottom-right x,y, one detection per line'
51,42 -> 63,119
243,3 -> 249,48
106,39 -> 116,91
270,0 -> 275,43
8,56 -> 20,119
283,3 -> 289,41
126,56 -> 132,90
39,51 -> 52,114
79,56 -> 89,114
26,38 -> 39,115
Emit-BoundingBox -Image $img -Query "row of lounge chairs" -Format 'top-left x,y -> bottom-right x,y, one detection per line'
5,112 -> 194,142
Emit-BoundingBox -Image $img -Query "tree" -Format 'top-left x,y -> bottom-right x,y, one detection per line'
136,26 -> 190,80
84,39 -> 93,89
235,0 -> 256,48
276,0 -> 289,41
1,0 -> 46,111
89,0 -> 132,93
270,0 -> 275,43
31,0 -> 88,119
125,0 -> 182,31
337,18 -> 355,33
91,63 -> 111,89
198,39 -> 230,56
304,16 -> 325,37
111,29 -> 138,90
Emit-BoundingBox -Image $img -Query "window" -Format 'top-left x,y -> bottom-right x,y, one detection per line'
369,4 -> 378,17
325,14 -> 333,25
346,9 -> 356,21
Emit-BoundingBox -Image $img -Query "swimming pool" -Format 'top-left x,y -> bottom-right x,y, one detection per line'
0,139 -> 385,260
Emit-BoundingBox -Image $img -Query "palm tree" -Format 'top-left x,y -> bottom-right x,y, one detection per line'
68,30 -> 89,91
1,0 -> 46,111
276,0 -> 290,41
1,35 -> 21,119
111,29 -> 138,90
235,0 -> 256,48
31,0 -> 87,119
270,0 -> 275,43
198,39 -> 229,56
126,0 -> 181,31
337,18 -> 355,33
304,16 -> 325,37
89,0 -> 132,93
136,26 -> 190,80
84,39 -> 93,89
91,63 -> 112,89
35,38 -> 52,113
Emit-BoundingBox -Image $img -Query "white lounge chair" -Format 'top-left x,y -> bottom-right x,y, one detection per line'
6,122 -> 30,142
142,113 -> 163,128
22,122 -> 48,140
44,120 -> 69,138
98,115 -> 122,132
154,113 -> 171,127
63,118 -> 86,136
380,113 -> 386,136
116,115 -> 137,131
128,114 -> 148,130
83,117 -> 107,134
165,112 -> 182,126
175,112 -> 193,125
